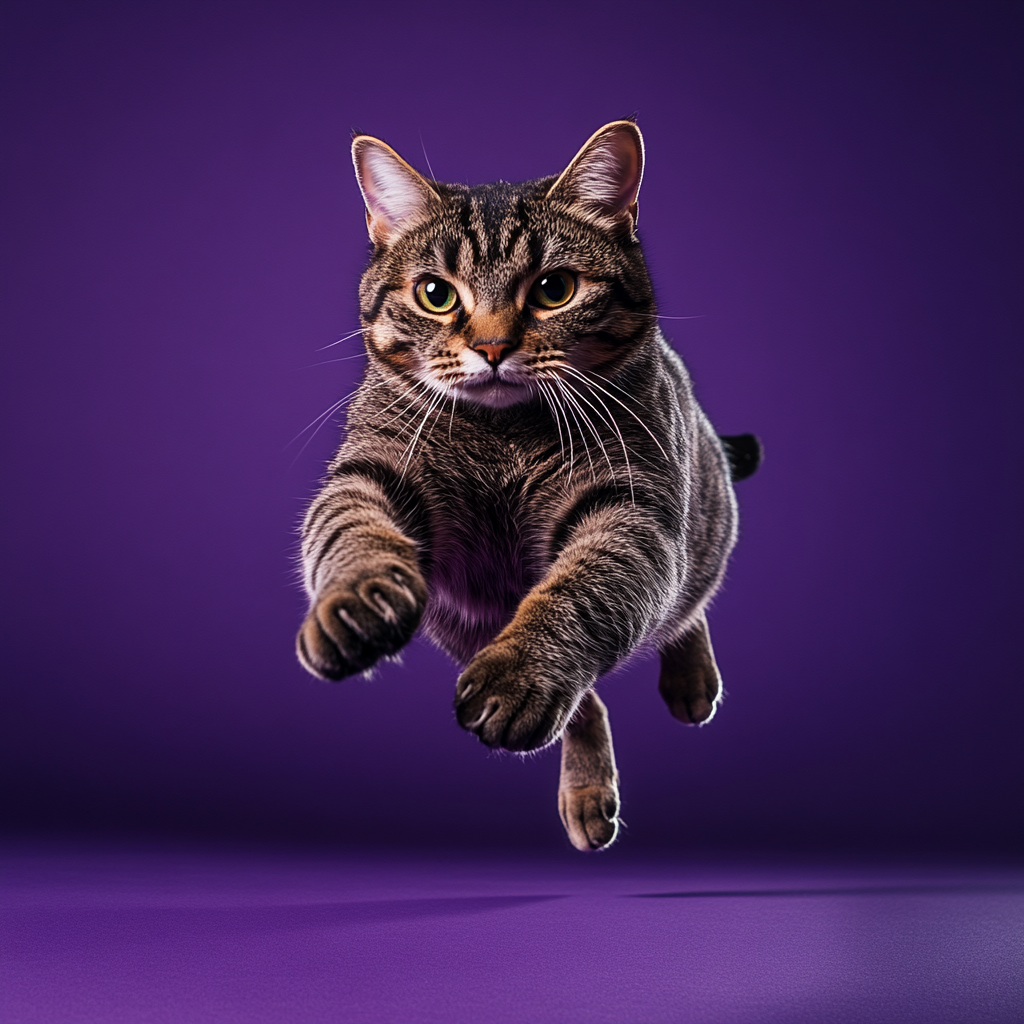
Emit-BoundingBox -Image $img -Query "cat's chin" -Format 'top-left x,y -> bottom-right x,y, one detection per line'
455,379 -> 534,409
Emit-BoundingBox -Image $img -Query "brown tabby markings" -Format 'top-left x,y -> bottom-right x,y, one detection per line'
296,122 -> 743,851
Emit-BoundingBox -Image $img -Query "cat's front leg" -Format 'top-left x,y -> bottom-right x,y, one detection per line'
559,690 -> 620,851
454,503 -> 675,750
296,473 -> 427,680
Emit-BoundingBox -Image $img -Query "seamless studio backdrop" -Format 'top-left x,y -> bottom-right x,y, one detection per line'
1,0 -> 1021,857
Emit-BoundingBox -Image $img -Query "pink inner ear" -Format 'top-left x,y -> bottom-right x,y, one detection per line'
354,141 -> 432,230
573,128 -> 642,212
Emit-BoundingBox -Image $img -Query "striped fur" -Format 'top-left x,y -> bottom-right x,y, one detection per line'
297,122 -> 744,850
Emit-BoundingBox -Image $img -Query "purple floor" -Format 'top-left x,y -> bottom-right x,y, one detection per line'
2,842 -> 1020,1024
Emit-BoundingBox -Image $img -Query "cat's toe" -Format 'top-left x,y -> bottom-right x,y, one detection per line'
558,785 -> 620,851
659,671 -> 721,725
680,686 -> 719,725
454,645 -> 570,752
297,610 -> 352,680
297,566 -> 426,680
455,683 -> 560,751
658,625 -> 724,726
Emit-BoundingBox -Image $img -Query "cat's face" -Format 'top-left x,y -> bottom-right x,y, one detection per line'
353,122 -> 656,409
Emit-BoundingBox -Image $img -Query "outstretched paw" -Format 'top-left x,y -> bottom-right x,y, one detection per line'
559,785 -> 620,851
297,562 -> 426,680
454,642 -> 582,752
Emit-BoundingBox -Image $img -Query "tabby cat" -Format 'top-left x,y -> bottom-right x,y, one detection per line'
296,121 -> 760,851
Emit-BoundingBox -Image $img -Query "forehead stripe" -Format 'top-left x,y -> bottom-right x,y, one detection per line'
503,199 -> 527,259
442,237 -> 460,275
526,231 -> 545,274
458,204 -> 482,265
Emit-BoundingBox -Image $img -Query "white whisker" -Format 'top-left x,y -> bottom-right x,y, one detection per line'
545,380 -> 575,484
536,381 -> 567,469
563,366 -> 670,463
288,387 -> 362,449
302,352 -> 368,369
560,376 -> 635,503
286,378 -> 392,465
375,377 -> 434,431
317,327 -> 367,351
287,397 -> 353,466
447,390 -> 458,443
400,388 -> 446,477
564,390 -> 597,475
558,379 -> 619,485
554,380 -> 599,478
419,131 -> 438,185
422,386 -> 455,447
633,313 -> 706,321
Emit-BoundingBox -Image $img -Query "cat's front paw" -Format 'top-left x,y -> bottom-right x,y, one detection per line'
454,642 -> 583,752
558,785 -> 620,852
297,562 -> 427,680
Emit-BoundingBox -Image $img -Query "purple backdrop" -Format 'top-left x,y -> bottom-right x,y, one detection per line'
1,0 -> 1021,854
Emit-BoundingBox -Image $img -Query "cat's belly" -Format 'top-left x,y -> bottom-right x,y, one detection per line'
420,527 -> 534,666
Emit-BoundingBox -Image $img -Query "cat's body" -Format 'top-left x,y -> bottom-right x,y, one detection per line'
297,122 -> 759,850
318,336 -> 736,668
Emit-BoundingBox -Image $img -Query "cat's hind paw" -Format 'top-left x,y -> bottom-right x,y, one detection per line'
659,674 -> 720,725
558,785 -> 620,851
297,564 -> 426,680
657,618 -> 723,726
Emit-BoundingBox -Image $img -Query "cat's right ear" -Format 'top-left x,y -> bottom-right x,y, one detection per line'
351,135 -> 438,245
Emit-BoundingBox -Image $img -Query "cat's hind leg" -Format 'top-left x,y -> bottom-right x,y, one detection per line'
658,614 -> 722,725
558,690 -> 620,851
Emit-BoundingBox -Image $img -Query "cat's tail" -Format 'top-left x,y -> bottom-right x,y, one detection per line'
719,433 -> 763,481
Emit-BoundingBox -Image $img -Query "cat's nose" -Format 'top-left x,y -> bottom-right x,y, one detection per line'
471,340 -> 513,369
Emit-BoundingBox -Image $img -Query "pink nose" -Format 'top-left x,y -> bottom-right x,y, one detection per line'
472,341 -> 512,368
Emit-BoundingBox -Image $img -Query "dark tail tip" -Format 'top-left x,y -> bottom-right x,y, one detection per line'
719,434 -> 763,482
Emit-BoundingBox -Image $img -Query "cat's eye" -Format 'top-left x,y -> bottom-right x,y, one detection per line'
529,271 -> 576,310
414,277 -> 458,314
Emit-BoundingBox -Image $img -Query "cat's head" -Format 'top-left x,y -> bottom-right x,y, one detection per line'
352,121 -> 656,409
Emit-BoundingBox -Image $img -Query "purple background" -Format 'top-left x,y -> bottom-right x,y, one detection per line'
2,0 -> 1021,855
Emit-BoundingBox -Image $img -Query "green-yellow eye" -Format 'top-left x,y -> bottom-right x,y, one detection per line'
530,271 -> 576,310
414,277 -> 458,314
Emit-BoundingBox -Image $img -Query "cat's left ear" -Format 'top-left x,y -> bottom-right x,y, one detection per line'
546,120 -> 645,231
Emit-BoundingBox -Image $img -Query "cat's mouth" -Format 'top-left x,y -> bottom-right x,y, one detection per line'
455,370 -> 535,408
